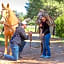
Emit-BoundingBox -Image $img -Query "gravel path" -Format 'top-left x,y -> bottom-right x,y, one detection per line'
0,34 -> 64,64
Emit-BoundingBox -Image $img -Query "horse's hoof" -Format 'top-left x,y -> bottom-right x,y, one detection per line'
4,52 -> 7,54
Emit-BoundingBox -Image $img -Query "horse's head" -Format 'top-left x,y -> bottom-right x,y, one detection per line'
1,3 -> 10,20
36,9 -> 46,24
1,3 -> 19,26
36,9 -> 54,25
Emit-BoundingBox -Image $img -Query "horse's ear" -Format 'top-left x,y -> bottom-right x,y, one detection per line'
7,3 -> 9,8
2,3 -> 5,9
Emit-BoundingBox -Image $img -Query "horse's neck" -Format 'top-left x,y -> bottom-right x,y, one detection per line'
8,11 -> 19,25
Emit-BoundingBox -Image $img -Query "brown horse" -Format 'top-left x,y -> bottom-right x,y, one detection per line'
0,3 -> 19,54
36,9 -> 55,54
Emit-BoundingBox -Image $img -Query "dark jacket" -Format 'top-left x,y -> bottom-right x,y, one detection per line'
41,22 -> 50,35
10,26 -> 28,46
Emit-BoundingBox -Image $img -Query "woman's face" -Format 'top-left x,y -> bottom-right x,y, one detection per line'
41,17 -> 46,22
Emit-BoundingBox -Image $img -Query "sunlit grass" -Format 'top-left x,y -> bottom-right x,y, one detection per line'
51,35 -> 60,38
0,38 -> 5,41
0,33 -> 5,46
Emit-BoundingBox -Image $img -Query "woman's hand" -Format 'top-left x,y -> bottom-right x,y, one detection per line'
42,33 -> 44,36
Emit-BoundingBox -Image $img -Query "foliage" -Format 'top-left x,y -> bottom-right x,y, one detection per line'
25,0 -> 44,19
0,25 -> 3,29
25,25 -> 38,32
13,10 -> 25,21
55,0 -> 64,3
27,16 -> 37,25
55,14 -> 64,38
19,16 -> 24,21
0,24 -> 4,33
0,33 -> 5,46
27,20 -> 35,25
41,0 -> 64,20
0,15 -> 1,20
25,0 -> 64,20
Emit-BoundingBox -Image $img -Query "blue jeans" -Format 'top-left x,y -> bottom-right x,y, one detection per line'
19,41 -> 26,53
4,44 -> 19,61
42,33 -> 51,56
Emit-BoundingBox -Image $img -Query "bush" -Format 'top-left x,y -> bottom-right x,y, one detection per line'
55,14 -> 64,38
0,15 -> 2,20
27,20 -> 35,25
0,25 -> 3,29
0,24 -> 4,32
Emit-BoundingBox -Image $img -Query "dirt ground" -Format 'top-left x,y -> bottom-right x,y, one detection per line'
0,34 -> 64,64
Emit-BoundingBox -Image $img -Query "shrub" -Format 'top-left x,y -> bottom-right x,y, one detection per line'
0,15 -> 2,20
55,14 -> 64,38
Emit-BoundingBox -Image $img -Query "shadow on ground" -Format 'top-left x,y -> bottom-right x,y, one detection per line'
0,34 -> 64,64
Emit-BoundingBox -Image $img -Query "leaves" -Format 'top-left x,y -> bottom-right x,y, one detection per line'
25,0 -> 43,19
25,0 -> 64,20
55,14 -> 64,38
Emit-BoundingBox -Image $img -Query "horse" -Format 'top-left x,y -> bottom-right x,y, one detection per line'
0,3 -> 19,54
36,9 -> 55,53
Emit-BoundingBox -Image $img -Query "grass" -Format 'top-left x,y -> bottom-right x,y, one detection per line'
51,35 -> 60,38
0,33 -> 10,46
0,33 -> 5,46
51,35 -> 64,43
0,31 -> 64,46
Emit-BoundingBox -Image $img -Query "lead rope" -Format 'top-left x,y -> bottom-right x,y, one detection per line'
28,31 -> 32,48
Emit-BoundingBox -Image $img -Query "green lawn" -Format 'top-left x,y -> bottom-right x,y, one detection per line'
0,33 -> 10,46
0,33 -> 5,46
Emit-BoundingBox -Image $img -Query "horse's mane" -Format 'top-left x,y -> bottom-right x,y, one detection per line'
36,9 -> 55,26
2,3 -> 19,25
8,8 -> 19,25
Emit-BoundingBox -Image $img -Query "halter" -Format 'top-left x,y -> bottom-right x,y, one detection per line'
0,9 -> 18,27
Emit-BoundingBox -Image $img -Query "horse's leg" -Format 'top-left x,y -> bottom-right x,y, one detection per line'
9,35 -> 12,55
4,36 -> 8,54
41,42 -> 43,54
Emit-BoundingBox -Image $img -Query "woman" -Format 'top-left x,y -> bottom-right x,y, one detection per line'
40,16 -> 51,58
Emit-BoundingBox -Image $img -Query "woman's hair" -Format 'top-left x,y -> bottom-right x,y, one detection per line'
41,16 -> 52,26
41,16 -> 48,21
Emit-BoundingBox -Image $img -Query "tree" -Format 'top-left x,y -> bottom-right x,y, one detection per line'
25,0 -> 64,20
25,0 -> 44,19
42,0 -> 63,20
55,0 -> 64,3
